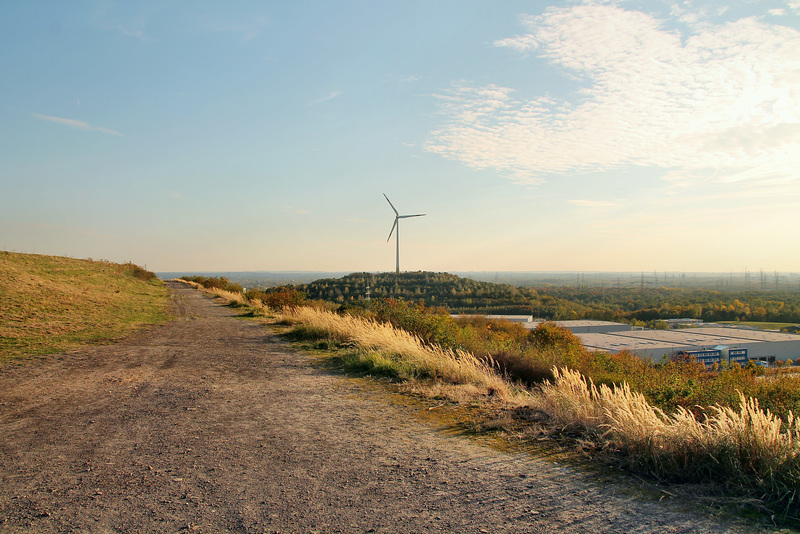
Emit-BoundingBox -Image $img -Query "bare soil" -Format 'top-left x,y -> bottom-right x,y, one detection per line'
0,282 -> 772,533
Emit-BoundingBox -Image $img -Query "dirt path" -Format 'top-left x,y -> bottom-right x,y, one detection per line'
0,282 -> 769,533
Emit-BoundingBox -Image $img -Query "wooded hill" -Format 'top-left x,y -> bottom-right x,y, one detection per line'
281,271 -> 800,325
288,271 -> 591,317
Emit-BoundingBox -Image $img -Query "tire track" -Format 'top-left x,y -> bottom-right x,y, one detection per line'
0,282 -> 767,533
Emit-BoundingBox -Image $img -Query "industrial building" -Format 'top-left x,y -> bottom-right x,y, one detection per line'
484,315 -> 534,323
474,317 -> 635,334
465,317 -> 800,366
527,319 -> 633,334
575,326 -> 800,365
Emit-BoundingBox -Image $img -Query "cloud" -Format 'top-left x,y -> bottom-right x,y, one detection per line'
92,6 -> 157,43
307,91 -> 342,107
33,113 -> 123,136
282,207 -> 311,215
387,74 -> 421,83
118,26 -> 156,42
426,4 -> 800,189
568,199 -> 623,208
204,17 -> 271,42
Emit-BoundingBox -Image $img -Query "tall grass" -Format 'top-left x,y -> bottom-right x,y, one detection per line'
537,367 -> 800,515
284,306 -> 516,399
186,287 -> 800,520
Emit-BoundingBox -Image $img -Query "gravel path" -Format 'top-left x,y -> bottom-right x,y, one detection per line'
0,282 -> 769,533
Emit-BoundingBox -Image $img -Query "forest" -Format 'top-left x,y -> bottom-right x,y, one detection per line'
279,271 -> 800,326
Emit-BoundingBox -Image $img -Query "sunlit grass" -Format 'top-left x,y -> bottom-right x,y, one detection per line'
197,287 -> 800,521
284,305 -> 517,400
0,251 -> 170,362
536,367 -> 800,514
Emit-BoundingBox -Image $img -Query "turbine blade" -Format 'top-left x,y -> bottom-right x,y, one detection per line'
383,194 -> 399,216
386,217 -> 398,242
399,213 -> 426,218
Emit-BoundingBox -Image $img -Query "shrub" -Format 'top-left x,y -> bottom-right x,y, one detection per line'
530,321 -> 582,350
265,288 -> 305,309
368,298 -> 460,349
489,350 -> 553,386
128,263 -> 157,282
180,275 -> 241,293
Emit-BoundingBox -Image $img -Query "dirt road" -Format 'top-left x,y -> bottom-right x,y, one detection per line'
0,282 -> 768,533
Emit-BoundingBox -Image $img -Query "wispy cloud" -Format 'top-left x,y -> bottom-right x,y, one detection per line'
387,73 -> 421,83
117,25 -> 156,43
92,6 -> 157,43
307,91 -> 342,107
426,3 -> 800,190
201,16 -> 271,43
568,199 -> 624,208
282,207 -> 311,215
33,113 -> 123,136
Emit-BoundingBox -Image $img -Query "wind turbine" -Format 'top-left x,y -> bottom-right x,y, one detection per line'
384,194 -> 425,274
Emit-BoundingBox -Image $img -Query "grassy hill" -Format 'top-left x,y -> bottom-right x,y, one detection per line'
0,251 -> 170,363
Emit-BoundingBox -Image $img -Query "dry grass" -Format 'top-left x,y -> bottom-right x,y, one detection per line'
199,289 -> 515,401
185,286 -> 800,519
535,366 -> 800,513
210,287 -> 249,305
283,306 -> 520,401
172,280 -> 275,317
1,251 -> 170,361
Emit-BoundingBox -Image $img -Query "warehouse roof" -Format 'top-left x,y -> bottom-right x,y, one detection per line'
577,326 -> 800,357
530,320 -> 627,327
683,326 -> 798,343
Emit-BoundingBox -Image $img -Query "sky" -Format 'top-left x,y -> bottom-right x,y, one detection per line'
1,0 -> 799,273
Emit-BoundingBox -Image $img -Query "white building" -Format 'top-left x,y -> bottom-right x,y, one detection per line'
527,319 -> 633,334
576,326 -> 800,364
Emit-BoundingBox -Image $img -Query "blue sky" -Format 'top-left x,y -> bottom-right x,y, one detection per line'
1,1 -> 798,273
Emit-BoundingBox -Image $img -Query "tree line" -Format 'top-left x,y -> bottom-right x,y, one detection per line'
281,272 -> 800,325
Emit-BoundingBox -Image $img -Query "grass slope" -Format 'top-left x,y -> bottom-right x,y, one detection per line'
0,251 -> 170,362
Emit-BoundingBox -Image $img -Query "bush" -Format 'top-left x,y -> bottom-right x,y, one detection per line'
128,263 -> 157,282
530,321 -> 582,350
367,298 -> 460,349
180,276 -> 242,293
489,350 -> 553,386
265,288 -> 305,309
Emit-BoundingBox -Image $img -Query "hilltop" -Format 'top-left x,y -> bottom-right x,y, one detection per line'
285,271 -> 591,316
0,251 -> 170,362
269,271 -> 800,326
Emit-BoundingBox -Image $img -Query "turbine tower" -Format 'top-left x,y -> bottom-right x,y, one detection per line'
384,194 -> 425,274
